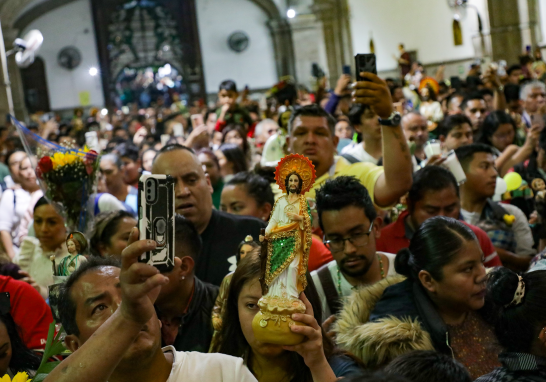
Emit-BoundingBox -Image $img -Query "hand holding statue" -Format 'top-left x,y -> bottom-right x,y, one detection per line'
286,212 -> 303,222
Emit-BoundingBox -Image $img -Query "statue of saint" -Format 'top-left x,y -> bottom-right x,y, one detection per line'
57,232 -> 88,276
253,154 -> 315,345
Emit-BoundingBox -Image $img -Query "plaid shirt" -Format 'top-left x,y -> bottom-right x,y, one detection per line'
475,353 -> 546,382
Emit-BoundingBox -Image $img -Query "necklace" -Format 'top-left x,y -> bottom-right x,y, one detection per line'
336,254 -> 385,296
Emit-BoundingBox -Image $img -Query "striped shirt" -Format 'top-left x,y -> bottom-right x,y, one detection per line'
475,353 -> 546,382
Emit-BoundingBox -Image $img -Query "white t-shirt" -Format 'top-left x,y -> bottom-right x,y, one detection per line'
163,346 -> 257,382
311,252 -> 397,318
0,188 -> 38,247
341,143 -> 379,165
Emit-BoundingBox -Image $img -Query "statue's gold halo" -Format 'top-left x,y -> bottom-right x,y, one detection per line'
275,154 -> 317,194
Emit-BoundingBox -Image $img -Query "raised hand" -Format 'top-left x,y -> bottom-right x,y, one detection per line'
283,293 -> 336,382
352,73 -> 394,118
119,228 -> 173,325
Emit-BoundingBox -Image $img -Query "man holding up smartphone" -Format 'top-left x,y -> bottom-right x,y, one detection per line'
288,72 -> 412,208
43,229 -> 257,382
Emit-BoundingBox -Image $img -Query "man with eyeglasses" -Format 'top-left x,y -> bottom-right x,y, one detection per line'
310,176 -> 398,320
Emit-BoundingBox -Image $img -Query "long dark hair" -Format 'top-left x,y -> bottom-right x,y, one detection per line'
219,143 -> 249,174
216,253 -> 338,382
486,268 -> 546,352
221,124 -> 250,158
1,313 -> 41,374
395,216 -> 477,281
477,111 -> 516,148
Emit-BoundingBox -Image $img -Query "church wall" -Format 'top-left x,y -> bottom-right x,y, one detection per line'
196,0 -> 278,94
21,0 -> 104,110
348,0 -> 487,74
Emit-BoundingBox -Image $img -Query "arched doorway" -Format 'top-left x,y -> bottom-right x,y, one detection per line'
20,57 -> 51,113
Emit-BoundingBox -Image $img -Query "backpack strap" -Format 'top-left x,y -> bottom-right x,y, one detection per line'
317,264 -> 342,316
94,193 -> 103,216
341,153 -> 360,164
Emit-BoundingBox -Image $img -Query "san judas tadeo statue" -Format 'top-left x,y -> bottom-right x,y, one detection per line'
253,153 -> 316,345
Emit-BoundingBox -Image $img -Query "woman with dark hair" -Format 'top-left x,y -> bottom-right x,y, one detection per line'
221,124 -> 250,159
477,111 -> 517,152
220,172 -> 274,221
140,148 -> 157,173
210,237 -> 260,352
215,144 -> 249,182
476,267 -> 546,381
90,210 -> 137,258
198,149 -> 224,209
16,197 -> 68,298
478,111 -> 540,176
214,252 -> 363,381
0,312 -> 41,377
334,216 -> 501,378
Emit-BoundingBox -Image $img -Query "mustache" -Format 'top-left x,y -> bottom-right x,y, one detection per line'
340,255 -> 367,266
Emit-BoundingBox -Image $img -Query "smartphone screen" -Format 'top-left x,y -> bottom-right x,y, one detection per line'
355,54 -> 377,81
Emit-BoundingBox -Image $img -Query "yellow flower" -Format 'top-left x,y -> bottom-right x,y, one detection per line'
51,152 -> 67,169
503,214 -> 516,226
13,372 -> 30,382
0,372 -> 30,382
64,153 -> 79,165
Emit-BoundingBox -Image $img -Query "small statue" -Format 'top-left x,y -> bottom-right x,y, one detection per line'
532,178 -> 546,224
57,232 -> 88,276
253,154 -> 316,345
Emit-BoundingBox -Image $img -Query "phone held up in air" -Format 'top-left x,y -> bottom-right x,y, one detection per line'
138,174 -> 175,273
355,53 -> 377,81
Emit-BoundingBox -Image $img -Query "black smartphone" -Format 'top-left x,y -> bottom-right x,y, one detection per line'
355,54 -> 377,81
450,76 -> 462,91
138,174 -> 176,273
342,65 -> 351,76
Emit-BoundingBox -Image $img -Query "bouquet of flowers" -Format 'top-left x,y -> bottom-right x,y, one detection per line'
12,116 -> 100,235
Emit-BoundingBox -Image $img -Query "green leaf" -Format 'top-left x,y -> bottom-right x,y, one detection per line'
38,322 -> 56,368
35,361 -> 61,375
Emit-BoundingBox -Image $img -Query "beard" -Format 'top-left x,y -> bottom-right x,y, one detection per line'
289,184 -> 301,194
339,255 -> 373,278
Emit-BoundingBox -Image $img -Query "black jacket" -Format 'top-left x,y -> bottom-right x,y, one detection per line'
157,277 -> 219,353
199,209 -> 266,286
369,279 -> 452,354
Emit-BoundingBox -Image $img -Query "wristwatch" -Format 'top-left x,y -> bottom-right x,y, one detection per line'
378,111 -> 402,127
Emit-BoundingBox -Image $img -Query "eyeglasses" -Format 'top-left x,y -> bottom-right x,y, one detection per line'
323,222 -> 374,253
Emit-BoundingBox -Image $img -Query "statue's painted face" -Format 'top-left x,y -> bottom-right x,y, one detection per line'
67,239 -> 78,255
288,174 -> 301,194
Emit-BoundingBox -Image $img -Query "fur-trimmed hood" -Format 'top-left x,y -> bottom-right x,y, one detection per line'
333,276 -> 435,368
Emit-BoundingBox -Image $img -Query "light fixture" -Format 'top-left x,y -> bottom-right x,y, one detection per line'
287,8 -> 296,19
89,67 -> 98,76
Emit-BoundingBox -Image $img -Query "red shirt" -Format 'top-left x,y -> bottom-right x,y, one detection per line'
0,276 -> 53,350
308,235 -> 333,272
376,210 -> 502,268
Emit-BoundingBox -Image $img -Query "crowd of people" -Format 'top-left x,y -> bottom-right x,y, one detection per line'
0,48 -> 546,382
